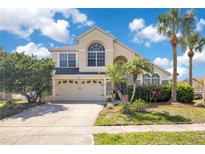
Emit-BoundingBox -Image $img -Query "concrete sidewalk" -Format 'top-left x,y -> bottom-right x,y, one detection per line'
1,123 -> 205,144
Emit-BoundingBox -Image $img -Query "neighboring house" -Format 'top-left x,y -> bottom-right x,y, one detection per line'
49,26 -> 171,102
183,78 -> 204,98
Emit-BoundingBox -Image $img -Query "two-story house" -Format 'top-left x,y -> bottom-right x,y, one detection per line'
49,26 -> 171,102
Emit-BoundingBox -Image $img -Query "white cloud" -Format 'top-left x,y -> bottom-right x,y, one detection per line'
167,66 -> 188,81
129,18 -> 166,46
154,57 -> 170,68
0,8 -> 94,43
178,48 -> 205,66
68,9 -> 94,26
196,19 -> 205,31
154,57 -> 188,80
153,47 -> 205,81
15,42 -> 51,58
129,18 -> 145,32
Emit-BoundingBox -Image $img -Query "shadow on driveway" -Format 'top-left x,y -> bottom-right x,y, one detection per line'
7,103 -> 69,121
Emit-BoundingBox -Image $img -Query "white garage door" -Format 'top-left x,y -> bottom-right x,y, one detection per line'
55,79 -> 104,101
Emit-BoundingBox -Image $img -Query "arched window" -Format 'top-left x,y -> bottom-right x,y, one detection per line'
88,43 -> 105,66
152,73 -> 160,85
143,74 -> 151,85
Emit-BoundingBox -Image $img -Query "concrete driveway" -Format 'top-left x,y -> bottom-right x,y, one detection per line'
0,103 -> 103,145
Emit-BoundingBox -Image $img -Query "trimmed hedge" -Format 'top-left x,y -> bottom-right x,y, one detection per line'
128,82 -> 194,103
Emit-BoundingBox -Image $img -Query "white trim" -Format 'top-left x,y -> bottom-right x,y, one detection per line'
88,50 -> 105,67
79,49 -> 86,52
85,66 -> 106,69
54,74 -> 106,78
106,49 -> 113,52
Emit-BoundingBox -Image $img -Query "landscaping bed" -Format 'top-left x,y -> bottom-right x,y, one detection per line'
94,131 -> 205,145
95,102 -> 205,126
0,100 -> 44,119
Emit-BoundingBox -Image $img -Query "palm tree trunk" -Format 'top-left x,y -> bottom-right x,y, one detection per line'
171,35 -> 177,102
114,83 -> 126,103
203,79 -> 205,104
117,90 -> 126,103
188,50 -> 194,86
130,76 -> 137,103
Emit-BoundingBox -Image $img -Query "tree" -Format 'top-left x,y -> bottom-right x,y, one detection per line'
179,32 -> 205,86
157,9 -> 183,102
0,52 -> 55,103
127,57 -> 153,103
106,64 -> 127,103
179,9 -> 205,86
203,78 -> 205,104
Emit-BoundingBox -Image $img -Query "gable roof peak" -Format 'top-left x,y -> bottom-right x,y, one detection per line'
76,26 -> 116,40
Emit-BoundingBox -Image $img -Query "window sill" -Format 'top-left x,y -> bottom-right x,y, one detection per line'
85,66 -> 106,68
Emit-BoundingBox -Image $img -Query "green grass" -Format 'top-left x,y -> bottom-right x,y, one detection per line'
95,102 -> 205,126
0,100 -> 27,107
0,100 -> 42,119
94,131 -> 205,145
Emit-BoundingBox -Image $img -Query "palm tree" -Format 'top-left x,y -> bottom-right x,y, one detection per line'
127,57 -> 153,103
179,32 -> 205,86
179,9 -> 205,86
106,64 -> 127,103
203,78 -> 205,104
157,9 -> 182,102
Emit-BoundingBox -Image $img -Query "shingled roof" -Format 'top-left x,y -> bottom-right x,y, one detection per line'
49,45 -> 78,52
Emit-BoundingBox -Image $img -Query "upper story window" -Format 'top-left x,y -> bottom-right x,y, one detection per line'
88,43 -> 105,67
59,53 -> 76,68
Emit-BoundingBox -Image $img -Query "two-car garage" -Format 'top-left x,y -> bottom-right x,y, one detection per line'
54,78 -> 105,101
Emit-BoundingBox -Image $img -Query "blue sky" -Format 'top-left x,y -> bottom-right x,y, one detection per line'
0,8 -> 205,80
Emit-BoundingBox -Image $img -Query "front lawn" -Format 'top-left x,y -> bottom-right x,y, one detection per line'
94,131 -> 205,145
0,100 -> 43,119
95,102 -> 205,126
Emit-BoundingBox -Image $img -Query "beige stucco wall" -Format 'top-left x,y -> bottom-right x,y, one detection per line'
78,29 -> 114,72
113,41 -> 136,61
52,52 -> 59,67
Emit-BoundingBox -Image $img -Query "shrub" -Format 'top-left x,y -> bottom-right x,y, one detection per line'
128,84 -> 166,102
121,99 -> 148,114
106,102 -> 114,110
4,99 -> 16,109
128,83 -> 194,103
176,82 -> 194,103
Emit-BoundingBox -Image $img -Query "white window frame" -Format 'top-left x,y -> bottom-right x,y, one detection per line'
143,74 -> 151,85
59,52 -> 78,68
152,73 -> 160,85
88,50 -> 105,67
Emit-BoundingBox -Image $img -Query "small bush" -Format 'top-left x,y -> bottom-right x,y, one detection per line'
106,102 -> 114,110
176,83 -> 194,103
121,99 -> 148,114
